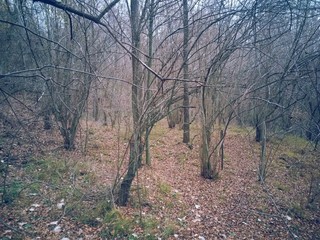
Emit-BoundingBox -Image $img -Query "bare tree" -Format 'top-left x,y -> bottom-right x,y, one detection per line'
182,0 -> 190,144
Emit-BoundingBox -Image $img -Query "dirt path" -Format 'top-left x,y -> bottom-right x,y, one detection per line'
1,120 -> 318,239
138,125 -> 298,239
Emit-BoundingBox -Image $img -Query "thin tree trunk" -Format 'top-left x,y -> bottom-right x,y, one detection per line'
43,110 -> 52,130
255,122 -> 262,142
117,135 -> 139,205
145,0 -> 155,166
182,0 -> 190,144
259,120 -> 267,182
117,0 -> 142,206
93,88 -> 99,121
220,129 -> 224,170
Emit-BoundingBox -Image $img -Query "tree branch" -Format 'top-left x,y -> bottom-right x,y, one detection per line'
33,0 -> 119,23
98,0 -> 121,20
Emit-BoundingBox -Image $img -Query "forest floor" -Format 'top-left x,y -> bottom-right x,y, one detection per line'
0,119 -> 319,239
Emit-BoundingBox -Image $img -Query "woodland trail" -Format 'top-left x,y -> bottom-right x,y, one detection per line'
134,123 -> 310,239
1,121 -> 318,239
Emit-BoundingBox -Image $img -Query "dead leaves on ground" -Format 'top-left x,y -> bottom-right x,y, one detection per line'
1,121 -> 319,239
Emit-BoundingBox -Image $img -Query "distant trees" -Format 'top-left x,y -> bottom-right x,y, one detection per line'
1,0 -> 319,205
236,0 -> 320,180
0,0 -> 121,150
195,1 -> 253,179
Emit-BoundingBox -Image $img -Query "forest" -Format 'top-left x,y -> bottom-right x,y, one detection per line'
0,0 -> 319,239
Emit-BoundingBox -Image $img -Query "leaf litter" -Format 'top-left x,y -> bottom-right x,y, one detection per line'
0,120 -> 319,239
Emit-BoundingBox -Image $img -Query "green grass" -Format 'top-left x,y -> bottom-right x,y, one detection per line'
283,135 -> 310,148
141,216 -> 159,230
129,185 -> 149,208
73,200 -> 111,226
100,209 -> 134,238
229,125 -> 253,135
158,182 -> 171,196
177,152 -> 188,164
25,157 -> 95,186
19,156 -> 118,230
273,181 -> 289,192
281,135 -> 313,156
25,158 -> 68,185
290,203 -> 305,218
1,180 -> 24,204
140,216 -> 173,239
163,224 -> 176,238
149,125 -> 168,141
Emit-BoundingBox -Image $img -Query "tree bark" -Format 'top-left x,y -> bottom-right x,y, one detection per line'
255,122 -> 262,142
200,83 -> 218,179
259,120 -> 267,183
182,0 -> 190,144
117,0 -> 143,206
145,0 -> 155,166
117,136 -> 139,205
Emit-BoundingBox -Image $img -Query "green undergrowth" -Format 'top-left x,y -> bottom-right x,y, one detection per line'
0,179 -> 25,204
158,181 -> 172,196
129,185 -> 149,208
228,125 -> 253,136
99,210 -> 177,239
266,133 -> 320,222
223,125 -> 319,224
100,209 -> 134,238
149,124 -> 169,142
282,135 -> 311,149
1,155 -> 136,237
126,180 -> 179,239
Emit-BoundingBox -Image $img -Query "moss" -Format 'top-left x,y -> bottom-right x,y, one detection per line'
274,181 -> 289,192
158,182 -> 171,196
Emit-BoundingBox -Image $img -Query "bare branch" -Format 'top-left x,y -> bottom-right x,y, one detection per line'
34,0 -> 100,23
98,0 -> 121,20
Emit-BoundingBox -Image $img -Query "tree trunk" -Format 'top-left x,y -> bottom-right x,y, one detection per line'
220,130 -> 224,170
43,112 -> 52,130
117,136 -> 139,205
200,125 -> 211,178
259,120 -> 267,182
167,106 -> 181,129
93,96 -> 99,121
145,0 -> 155,166
62,130 -> 75,150
117,0 -> 142,206
103,111 -> 107,126
255,122 -> 262,142
200,85 -> 218,179
145,127 -> 151,165
182,0 -> 190,144
200,124 -> 218,179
